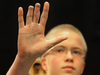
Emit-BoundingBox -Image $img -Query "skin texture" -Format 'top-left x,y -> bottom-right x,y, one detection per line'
6,2 -> 68,75
41,31 -> 85,75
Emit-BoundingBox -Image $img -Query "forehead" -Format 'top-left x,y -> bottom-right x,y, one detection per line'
48,31 -> 85,50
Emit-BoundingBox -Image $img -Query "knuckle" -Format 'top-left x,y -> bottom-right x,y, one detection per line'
41,15 -> 48,20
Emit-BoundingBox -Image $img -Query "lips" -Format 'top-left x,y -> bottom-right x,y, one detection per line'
62,66 -> 75,71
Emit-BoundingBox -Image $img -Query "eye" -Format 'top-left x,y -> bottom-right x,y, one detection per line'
73,49 -> 81,54
53,47 -> 65,53
55,49 -> 64,53
57,49 -> 63,52
73,50 -> 79,54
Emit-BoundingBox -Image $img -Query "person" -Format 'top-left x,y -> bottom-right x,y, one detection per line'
41,23 -> 87,75
6,1 -> 87,75
29,57 -> 46,75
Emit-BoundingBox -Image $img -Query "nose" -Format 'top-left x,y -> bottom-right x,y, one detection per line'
64,51 -> 73,62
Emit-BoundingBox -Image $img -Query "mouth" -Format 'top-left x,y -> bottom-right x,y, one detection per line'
62,66 -> 75,71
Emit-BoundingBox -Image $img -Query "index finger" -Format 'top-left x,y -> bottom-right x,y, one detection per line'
40,2 -> 50,26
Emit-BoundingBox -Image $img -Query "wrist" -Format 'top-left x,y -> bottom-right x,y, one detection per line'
16,53 -> 38,63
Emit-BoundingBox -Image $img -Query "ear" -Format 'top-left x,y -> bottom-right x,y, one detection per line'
41,57 -> 47,72
81,62 -> 85,74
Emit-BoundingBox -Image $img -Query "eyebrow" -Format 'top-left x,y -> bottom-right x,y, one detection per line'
53,45 -> 84,51
53,45 -> 66,49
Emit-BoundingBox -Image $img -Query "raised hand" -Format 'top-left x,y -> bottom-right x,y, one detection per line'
18,2 -> 67,59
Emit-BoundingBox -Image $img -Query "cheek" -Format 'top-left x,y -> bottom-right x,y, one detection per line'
46,55 -> 62,68
74,57 -> 84,69
45,55 -> 63,75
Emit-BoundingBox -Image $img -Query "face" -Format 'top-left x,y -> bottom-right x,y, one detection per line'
41,31 -> 86,75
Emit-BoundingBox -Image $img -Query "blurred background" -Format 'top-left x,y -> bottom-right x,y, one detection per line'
0,0 -> 100,75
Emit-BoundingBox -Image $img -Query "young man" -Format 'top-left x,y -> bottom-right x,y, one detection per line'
40,24 -> 87,75
6,1 -> 87,75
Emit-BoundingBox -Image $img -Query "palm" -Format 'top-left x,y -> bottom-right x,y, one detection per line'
18,22 -> 47,57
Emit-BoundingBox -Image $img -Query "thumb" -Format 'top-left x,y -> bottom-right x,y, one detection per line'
47,35 -> 68,48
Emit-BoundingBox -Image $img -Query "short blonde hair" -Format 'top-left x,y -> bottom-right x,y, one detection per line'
43,24 -> 87,57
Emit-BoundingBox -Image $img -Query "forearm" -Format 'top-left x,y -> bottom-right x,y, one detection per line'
6,54 -> 37,75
